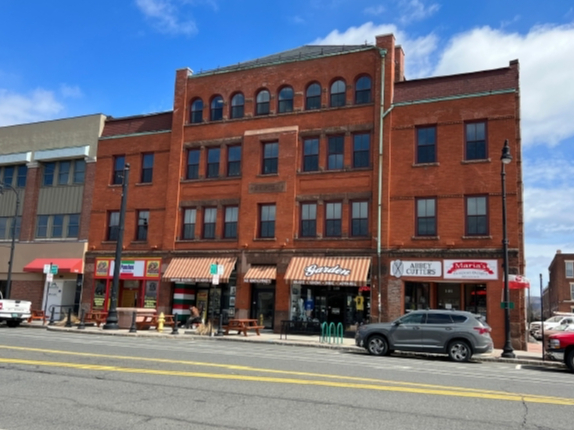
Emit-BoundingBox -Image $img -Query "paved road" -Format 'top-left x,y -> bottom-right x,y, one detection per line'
0,328 -> 572,430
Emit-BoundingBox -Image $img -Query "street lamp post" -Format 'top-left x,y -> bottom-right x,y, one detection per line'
500,139 -> 515,358
103,163 -> 130,330
0,182 -> 20,300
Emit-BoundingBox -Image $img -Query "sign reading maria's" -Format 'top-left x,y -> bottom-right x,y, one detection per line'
444,259 -> 498,280
304,264 -> 351,277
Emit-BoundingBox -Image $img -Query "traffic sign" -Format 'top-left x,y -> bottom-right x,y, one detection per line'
212,274 -> 219,285
210,263 -> 217,275
217,264 -> 224,276
500,301 -> 515,310
50,265 -> 58,275
46,273 -> 53,282
43,264 -> 51,274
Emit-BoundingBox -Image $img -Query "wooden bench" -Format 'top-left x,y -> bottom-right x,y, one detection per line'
27,309 -> 47,324
136,314 -> 176,331
223,319 -> 264,336
85,310 -> 108,327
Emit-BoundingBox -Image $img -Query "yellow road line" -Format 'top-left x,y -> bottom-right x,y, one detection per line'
1,345 -> 572,405
1,357 -> 573,406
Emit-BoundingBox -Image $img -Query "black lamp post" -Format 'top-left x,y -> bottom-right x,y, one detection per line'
103,163 -> 130,330
0,182 -> 20,300
500,139 -> 515,358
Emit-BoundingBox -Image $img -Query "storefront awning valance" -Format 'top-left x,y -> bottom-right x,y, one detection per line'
23,258 -> 83,274
244,265 -> 276,284
284,257 -> 371,286
163,257 -> 236,283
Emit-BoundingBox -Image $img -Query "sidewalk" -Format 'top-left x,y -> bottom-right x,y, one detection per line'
21,320 -> 565,369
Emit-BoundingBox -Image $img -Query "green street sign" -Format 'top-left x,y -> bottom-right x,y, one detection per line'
500,301 -> 514,310
210,263 -> 217,275
50,265 -> 58,275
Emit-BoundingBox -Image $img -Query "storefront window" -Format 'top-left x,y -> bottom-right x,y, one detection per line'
465,283 -> 487,319
404,282 -> 429,311
93,280 -> 107,310
144,281 -> 158,308
437,283 -> 461,310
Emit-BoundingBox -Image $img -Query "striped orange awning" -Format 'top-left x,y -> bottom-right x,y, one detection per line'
163,257 -> 236,283
284,257 -> 371,286
244,265 -> 277,284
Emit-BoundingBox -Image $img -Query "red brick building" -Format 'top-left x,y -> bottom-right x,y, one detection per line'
83,34 -> 526,348
545,251 -> 574,316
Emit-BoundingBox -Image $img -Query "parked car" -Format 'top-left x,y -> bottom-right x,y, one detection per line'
355,309 -> 493,362
547,331 -> 574,372
0,292 -> 32,328
538,323 -> 574,348
530,314 -> 574,338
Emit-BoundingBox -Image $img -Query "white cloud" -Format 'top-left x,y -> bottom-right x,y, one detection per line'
290,16 -> 305,25
60,84 -> 83,99
364,6 -> 385,16
398,0 -> 439,24
135,0 -> 197,36
0,89 -> 63,126
312,22 -> 438,78
432,24 -> 574,147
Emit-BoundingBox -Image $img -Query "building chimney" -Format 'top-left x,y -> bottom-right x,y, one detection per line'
394,45 -> 405,82
557,249 -> 562,254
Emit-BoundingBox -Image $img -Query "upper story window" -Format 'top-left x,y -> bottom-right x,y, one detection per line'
466,196 -> 488,236
325,202 -> 342,237
227,146 -> 241,177
278,86 -> 294,113
136,210 -> 149,241
224,206 -> 238,239
35,214 -> 80,239
417,126 -> 436,164
566,261 -> 574,278
112,155 -> 125,185
416,198 -> 436,236
466,122 -> 487,160
182,208 -> 196,240
206,147 -> 220,178
327,135 -> 344,170
0,216 -> 21,241
256,90 -> 270,116
351,201 -> 368,237
42,160 -> 87,187
203,207 -> 217,239
300,202 -> 317,238
1,166 -> 14,187
141,153 -> 154,183
107,211 -> 120,241
263,142 -> 278,174
306,83 -> 321,110
303,138 -> 319,172
571,283 -> 574,300
186,149 -> 200,180
259,204 -> 276,238
330,79 -> 346,107
210,96 -> 224,121
0,165 -> 27,188
190,99 -> 203,124
230,93 -> 244,119
353,134 -> 370,168
16,165 -> 27,187
355,76 -> 372,104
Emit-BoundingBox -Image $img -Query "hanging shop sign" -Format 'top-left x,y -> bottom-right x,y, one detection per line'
391,260 -> 442,278
443,259 -> 498,280
94,258 -> 162,279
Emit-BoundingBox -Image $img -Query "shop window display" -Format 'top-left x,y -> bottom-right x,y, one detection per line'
404,282 -> 430,311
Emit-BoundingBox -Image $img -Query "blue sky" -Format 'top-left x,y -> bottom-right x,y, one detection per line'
1,0 -> 574,293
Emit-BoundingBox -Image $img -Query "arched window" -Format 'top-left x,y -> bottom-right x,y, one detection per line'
355,76 -> 372,104
210,96 -> 223,121
330,79 -> 346,107
230,93 -> 244,119
190,99 -> 203,123
278,86 -> 294,113
306,83 -> 321,110
256,90 -> 270,116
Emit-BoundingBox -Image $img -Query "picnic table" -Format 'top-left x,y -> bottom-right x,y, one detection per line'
85,310 -> 108,327
223,319 -> 264,336
136,313 -> 176,331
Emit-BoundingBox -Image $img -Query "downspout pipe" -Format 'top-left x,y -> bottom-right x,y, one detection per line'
377,49 -> 393,323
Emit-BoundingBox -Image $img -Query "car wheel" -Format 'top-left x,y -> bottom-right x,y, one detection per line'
448,340 -> 471,362
6,320 -> 20,328
566,349 -> 574,372
366,335 -> 389,356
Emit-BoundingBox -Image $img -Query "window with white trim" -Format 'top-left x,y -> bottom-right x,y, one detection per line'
566,261 -> 574,278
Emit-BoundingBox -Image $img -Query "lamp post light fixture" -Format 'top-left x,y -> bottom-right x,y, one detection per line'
103,163 -> 130,330
0,181 -> 20,300
500,139 -> 515,359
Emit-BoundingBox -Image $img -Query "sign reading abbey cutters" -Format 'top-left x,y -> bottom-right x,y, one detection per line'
391,260 -> 442,278
443,259 -> 498,280
304,264 -> 351,277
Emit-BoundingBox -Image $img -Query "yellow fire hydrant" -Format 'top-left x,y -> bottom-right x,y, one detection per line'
259,313 -> 264,326
157,312 -> 165,332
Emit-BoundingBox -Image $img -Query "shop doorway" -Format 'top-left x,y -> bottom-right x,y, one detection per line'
250,285 -> 275,329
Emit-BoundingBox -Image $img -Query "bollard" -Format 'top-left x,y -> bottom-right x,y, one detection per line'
78,309 -> 86,330
171,313 -> 179,335
65,308 -> 72,328
129,311 -> 137,333
215,313 -> 224,336
48,307 -> 55,325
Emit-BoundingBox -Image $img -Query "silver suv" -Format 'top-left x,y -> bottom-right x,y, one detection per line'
355,310 -> 493,362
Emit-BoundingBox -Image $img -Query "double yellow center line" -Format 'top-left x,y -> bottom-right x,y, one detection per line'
1,345 -> 572,406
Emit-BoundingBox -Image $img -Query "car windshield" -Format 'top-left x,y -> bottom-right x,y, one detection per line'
546,316 -> 563,323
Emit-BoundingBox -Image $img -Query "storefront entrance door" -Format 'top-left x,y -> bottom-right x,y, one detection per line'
251,287 -> 275,329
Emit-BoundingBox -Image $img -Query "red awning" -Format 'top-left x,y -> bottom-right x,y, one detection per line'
507,275 -> 530,290
23,258 -> 83,274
